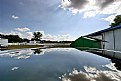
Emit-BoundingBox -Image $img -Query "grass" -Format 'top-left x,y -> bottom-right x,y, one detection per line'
6,44 -> 70,50
7,45 -> 44,50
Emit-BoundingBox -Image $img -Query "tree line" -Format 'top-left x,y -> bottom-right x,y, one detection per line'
0,32 -> 42,43
0,34 -> 29,43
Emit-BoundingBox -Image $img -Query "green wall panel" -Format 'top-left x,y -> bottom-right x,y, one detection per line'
70,37 -> 101,49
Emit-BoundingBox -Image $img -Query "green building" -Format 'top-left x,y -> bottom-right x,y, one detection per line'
70,37 -> 101,50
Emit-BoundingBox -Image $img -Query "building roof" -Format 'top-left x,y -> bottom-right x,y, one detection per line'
85,24 -> 121,36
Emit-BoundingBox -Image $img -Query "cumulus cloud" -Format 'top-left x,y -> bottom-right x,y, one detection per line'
26,32 -> 33,40
15,27 -> 30,32
0,32 -> 3,34
102,14 -> 116,23
96,0 -> 115,9
62,0 -> 89,9
32,31 -> 76,41
42,34 -> 76,41
1,29 -> 76,41
60,0 -> 121,22
12,15 -> 19,19
83,10 -> 97,18
1,27 -> 31,39
27,31 -> 76,41
4,31 -> 23,38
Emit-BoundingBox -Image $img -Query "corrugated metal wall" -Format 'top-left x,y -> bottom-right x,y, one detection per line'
103,28 -> 121,51
103,31 -> 114,50
114,28 -> 121,51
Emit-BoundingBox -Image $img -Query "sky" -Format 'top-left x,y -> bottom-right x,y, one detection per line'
0,0 -> 121,41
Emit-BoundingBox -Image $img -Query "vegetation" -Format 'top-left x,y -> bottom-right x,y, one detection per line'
31,32 -> 42,41
0,34 -> 30,43
110,15 -> 121,27
0,34 -> 25,43
22,38 -> 30,43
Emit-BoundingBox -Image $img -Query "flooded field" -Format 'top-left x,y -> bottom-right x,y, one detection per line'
0,48 -> 121,81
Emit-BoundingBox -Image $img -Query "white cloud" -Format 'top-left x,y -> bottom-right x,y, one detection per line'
15,27 -> 30,32
26,30 -> 76,41
83,10 -> 97,18
3,31 -> 23,38
26,32 -> 33,40
12,15 -> 19,19
1,29 -> 76,41
60,0 -> 71,9
42,34 -> 76,41
0,32 -> 3,34
102,14 -> 116,23
33,31 -> 77,41
60,0 -> 121,22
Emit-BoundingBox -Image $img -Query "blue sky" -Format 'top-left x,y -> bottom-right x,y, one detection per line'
0,0 -> 121,41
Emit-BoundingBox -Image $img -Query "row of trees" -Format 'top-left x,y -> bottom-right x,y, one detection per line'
0,34 -> 30,43
0,32 -> 42,43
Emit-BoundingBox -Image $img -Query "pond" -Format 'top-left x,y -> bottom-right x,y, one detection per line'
0,48 -> 121,81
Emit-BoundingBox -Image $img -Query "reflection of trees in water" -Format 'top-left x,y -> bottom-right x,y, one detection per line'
33,49 -> 43,54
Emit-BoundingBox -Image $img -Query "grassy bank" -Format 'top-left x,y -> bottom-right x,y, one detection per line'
7,45 -> 44,50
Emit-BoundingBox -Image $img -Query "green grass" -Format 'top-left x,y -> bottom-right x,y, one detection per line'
7,45 -> 44,50
3,43 -> 70,50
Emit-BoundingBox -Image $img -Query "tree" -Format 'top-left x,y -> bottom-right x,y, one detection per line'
23,38 -> 30,43
32,32 -> 42,41
110,15 -> 121,27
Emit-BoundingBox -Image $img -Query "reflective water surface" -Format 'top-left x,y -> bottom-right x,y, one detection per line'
0,48 -> 121,81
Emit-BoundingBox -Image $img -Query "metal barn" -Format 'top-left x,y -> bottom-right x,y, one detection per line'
83,24 -> 121,59
85,24 -> 121,51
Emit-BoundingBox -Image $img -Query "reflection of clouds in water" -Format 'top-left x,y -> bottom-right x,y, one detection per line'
102,63 -> 117,71
11,67 -> 19,71
45,48 -> 75,53
0,48 -> 72,59
16,55 -> 31,59
0,49 -> 45,59
60,63 -> 121,81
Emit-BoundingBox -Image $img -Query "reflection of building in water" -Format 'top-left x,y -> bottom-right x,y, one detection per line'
87,50 -> 121,70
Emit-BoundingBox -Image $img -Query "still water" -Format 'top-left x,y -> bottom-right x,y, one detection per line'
0,48 -> 121,81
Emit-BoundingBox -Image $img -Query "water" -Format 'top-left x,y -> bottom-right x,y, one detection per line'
0,48 -> 121,81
